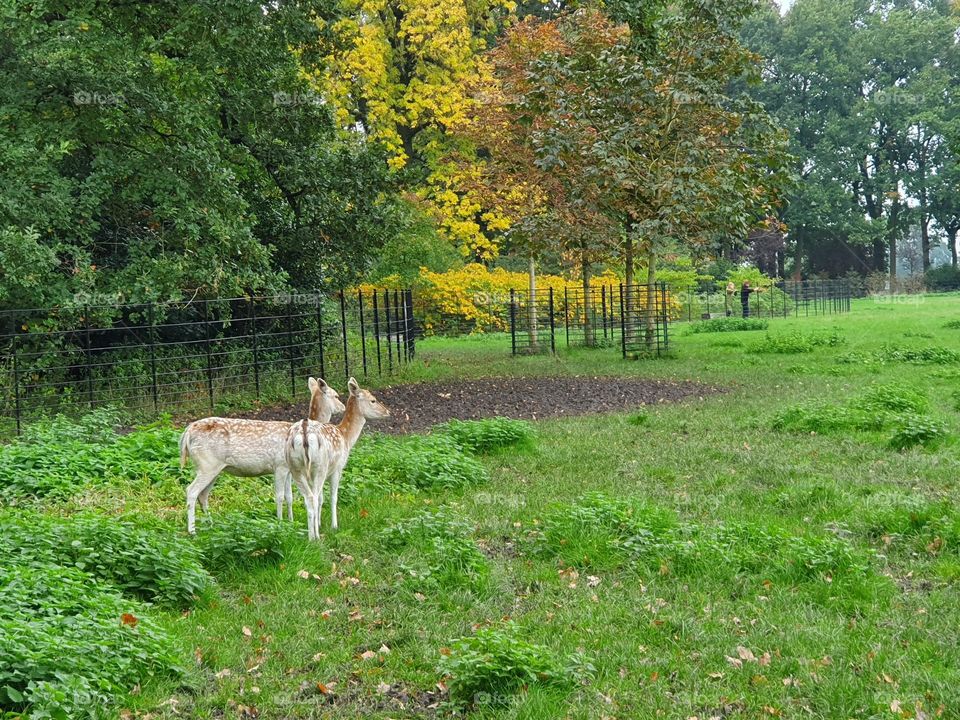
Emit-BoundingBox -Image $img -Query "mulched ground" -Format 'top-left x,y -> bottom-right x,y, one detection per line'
235,376 -> 722,434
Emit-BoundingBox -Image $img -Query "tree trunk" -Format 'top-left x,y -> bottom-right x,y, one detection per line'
950,228 -> 958,268
645,249 -> 657,350
887,200 -> 900,286
527,255 -> 538,351
921,214 -> 931,272
792,233 -> 802,280
580,246 -> 595,347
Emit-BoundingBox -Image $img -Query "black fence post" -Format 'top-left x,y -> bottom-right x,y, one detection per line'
563,286 -> 570,347
314,292 -> 325,380
405,289 -> 416,360
250,296 -> 261,401
358,289 -> 368,377
509,289 -> 517,355
286,296 -> 297,399
660,282 -> 669,353
372,290 -> 382,374
393,289 -> 402,363
12,335 -> 21,435
202,301 -> 215,411
384,290 -> 393,373
548,287 -> 556,354
83,306 -> 94,409
619,284 -> 627,359
339,290 -> 349,380
148,302 -> 159,413
601,286 -> 608,340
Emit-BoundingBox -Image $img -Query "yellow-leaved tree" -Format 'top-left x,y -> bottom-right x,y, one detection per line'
308,0 -> 515,259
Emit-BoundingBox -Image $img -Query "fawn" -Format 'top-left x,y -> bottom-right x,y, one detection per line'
180,377 -> 345,534
286,377 -> 390,540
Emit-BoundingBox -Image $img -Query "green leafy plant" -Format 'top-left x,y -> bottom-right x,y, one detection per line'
887,414 -> 951,450
877,345 -> 960,365
193,512 -> 293,572
687,317 -> 769,333
438,623 -> 592,707
435,417 -> 535,454
857,383 -> 929,414
0,511 -> 210,606
380,509 -> 489,591
347,434 -> 488,492
0,563 -> 182,719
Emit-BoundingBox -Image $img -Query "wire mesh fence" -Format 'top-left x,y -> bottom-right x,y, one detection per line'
0,289 -> 414,432
509,284 -> 670,357
675,279 -> 853,322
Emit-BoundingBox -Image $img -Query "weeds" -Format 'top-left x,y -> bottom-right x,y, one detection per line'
748,329 -> 845,354
436,417 -> 535,454
438,623 -> 592,707
193,512 -> 293,572
687,317 -> 769,333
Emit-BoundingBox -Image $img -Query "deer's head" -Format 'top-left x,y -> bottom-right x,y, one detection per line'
308,377 -> 346,419
347,377 -> 390,420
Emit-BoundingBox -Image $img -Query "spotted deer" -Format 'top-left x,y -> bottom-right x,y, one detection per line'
180,377 -> 345,534
286,377 -> 390,540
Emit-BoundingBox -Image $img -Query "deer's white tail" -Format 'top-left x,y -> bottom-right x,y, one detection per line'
288,420 -> 314,478
179,426 -> 191,469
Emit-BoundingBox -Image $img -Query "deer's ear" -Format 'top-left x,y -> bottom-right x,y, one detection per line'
348,377 -> 360,395
308,377 -> 319,392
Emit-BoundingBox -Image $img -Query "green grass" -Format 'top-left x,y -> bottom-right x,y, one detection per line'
4,294 -> 960,718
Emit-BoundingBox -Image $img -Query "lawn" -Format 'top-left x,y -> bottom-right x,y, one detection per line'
3,294 -> 960,719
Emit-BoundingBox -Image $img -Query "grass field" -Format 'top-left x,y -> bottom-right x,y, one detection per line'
4,294 -> 960,719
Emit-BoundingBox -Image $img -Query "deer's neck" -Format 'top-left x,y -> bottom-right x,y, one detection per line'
337,396 -> 366,450
308,392 -> 321,421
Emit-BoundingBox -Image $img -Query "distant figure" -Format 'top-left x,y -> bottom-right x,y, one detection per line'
741,281 -> 754,317
725,282 -> 736,316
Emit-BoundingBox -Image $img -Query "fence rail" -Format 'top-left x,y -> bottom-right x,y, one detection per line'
677,279 -> 852,322
0,289 -> 414,432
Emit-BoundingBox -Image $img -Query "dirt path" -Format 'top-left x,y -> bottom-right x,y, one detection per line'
234,376 -> 722,434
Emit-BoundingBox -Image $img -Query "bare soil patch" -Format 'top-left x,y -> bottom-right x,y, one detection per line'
235,376 -> 721,434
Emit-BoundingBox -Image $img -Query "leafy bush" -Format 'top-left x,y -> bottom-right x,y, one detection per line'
0,511 -> 210,606
0,563 -> 182,719
193,513 -> 292,572
773,403 -> 886,434
924,264 -> 960,291
438,623 -> 592,707
537,492 -> 677,569
748,330 -> 845,354
380,510 -> 488,590
18,406 -> 127,445
347,434 -> 488,492
0,417 -> 183,502
857,494 -> 960,553
943,319 -> 960,330
877,345 -> 960,365
687,317 -> 768,333
436,418 -> 535,454
887,414 -> 951,450
857,383 -> 929,414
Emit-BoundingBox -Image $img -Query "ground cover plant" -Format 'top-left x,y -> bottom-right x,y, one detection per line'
2,297 -> 960,717
685,317 -> 769,333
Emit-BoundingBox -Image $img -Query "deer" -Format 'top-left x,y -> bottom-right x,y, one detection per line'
180,377 -> 345,534
285,377 -> 390,540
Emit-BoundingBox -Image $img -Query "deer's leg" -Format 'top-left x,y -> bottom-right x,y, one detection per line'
198,483 -> 214,514
185,466 -> 222,534
273,468 -> 286,521
284,471 -> 294,521
330,468 -> 343,531
290,468 -> 315,540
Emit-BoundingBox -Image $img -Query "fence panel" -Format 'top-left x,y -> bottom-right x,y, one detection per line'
0,288 -> 414,431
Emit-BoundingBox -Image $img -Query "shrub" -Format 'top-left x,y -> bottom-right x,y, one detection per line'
0,511 -> 210,606
924,264 -> 960,291
857,383 -> 929,414
0,417 -> 183,502
347,434 -> 488,492
193,512 -> 292,572
943,319 -> 960,330
687,317 -> 768,333
0,563 -> 182,719
438,623 -> 592,707
380,510 -> 488,591
436,418 -> 535,454
749,330 -> 845,354
773,403 -> 886,434
877,345 -> 960,365
887,414 -> 951,450
537,493 -> 676,569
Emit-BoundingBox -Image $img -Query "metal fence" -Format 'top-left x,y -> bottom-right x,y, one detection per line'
0,289 -> 414,431
509,283 -> 670,358
676,279 -> 852,322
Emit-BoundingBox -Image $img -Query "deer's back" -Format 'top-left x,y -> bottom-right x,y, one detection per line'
186,418 -> 292,476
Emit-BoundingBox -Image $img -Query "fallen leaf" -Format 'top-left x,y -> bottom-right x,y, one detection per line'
725,656 -> 743,669
360,650 -> 377,660
297,570 -> 310,579
737,646 -> 756,662
587,575 -> 602,587
215,668 -> 231,679
242,626 -> 252,638
379,644 -> 391,654
707,672 -> 724,680
890,699 -> 902,713
376,682 -> 391,694
759,652 -> 771,666
120,613 -> 138,628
